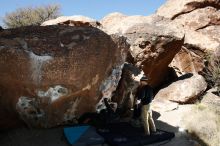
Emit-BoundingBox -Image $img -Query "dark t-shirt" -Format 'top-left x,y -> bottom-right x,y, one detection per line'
137,85 -> 154,105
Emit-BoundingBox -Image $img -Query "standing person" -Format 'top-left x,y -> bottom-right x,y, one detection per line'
134,75 -> 156,135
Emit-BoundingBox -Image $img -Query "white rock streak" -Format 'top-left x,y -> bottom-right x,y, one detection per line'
37,85 -> 68,102
96,64 -> 124,112
29,52 -> 52,85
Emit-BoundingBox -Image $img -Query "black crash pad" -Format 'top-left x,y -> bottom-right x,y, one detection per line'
97,122 -> 175,146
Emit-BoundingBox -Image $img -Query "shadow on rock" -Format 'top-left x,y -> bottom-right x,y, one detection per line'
153,110 -> 179,133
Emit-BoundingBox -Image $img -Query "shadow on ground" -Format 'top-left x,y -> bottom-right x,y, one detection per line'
0,126 -> 69,146
0,111 -> 196,146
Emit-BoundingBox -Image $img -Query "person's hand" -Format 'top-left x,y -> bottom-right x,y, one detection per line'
136,99 -> 141,105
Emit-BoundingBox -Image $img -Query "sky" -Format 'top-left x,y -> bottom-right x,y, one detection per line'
0,0 -> 166,26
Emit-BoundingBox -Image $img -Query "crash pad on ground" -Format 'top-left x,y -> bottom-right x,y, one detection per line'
97,122 -> 175,146
64,125 -> 104,146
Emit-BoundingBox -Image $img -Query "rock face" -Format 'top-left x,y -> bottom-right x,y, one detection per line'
151,98 -> 179,112
41,15 -> 102,28
112,63 -> 143,117
101,13 -> 184,87
202,88 -> 220,107
0,26 -> 129,128
157,0 -> 220,74
170,46 -> 204,76
100,12 -> 127,33
155,74 -> 207,103
156,0 -> 220,20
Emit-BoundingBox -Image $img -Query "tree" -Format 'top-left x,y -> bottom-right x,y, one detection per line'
3,4 -> 61,28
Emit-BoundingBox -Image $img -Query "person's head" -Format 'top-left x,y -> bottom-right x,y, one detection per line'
140,75 -> 148,86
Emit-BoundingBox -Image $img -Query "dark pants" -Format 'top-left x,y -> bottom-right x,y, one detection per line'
132,104 -> 141,119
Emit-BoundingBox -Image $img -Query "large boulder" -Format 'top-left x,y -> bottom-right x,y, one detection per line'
157,0 -> 220,74
201,88 -> 220,108
151,98 -> 179,112
100,12 -> 127,33
155,74 -> 207,103
0,26 -> 129,128
101,13 -> 184,87
156,0 -> 220,20
41,15 -> 102,28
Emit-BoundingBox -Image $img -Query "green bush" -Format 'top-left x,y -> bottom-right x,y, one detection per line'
3,4 -> 61,28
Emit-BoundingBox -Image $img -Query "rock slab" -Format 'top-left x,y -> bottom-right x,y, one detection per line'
0,26 -> 129,128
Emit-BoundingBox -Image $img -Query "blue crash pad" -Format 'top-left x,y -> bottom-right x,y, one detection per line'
64,125 -> 104,146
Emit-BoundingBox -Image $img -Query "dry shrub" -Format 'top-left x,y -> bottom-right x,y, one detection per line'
183,103 -> 220,146
203,49 -> 220,96
3,4 -> 61,28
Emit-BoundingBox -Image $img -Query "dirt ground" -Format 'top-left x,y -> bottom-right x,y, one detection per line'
0,126 -> 69,146
0,112 -> 198,146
